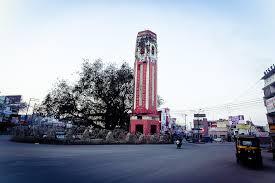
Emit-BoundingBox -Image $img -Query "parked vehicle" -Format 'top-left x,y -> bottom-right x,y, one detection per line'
235,135 -> 262,167
214,137 -> 223,142
202,136 -> 211,143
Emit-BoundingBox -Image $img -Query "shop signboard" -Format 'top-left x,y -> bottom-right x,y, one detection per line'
229,115 -> 244,125
257,132 -> 269,137
217,120 -> 228,128
194,114 -> 206,118
1,95 -> 22,115
266,96 -> 275,113
4,95 -> 21,105
217,123 -> 227,128
236,124 -> 250,129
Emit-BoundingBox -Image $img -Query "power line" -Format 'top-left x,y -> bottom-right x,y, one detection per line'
171,98 -> 264,114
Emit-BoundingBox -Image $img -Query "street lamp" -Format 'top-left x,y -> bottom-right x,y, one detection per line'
181,114 -> 187,130
25,98 -> 39,122
195,109 -> 204,142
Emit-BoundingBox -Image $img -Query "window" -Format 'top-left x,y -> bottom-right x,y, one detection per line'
220,135 -> 226,139
240,140 -> 258,147
136,125 -> 143,134
151,125 -> 157,134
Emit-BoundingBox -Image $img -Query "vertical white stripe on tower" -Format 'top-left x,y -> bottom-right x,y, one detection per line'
133,63 -> 138,109
152,64 -> 155,107
139,64 -> 143,106
146,62 -> 150,109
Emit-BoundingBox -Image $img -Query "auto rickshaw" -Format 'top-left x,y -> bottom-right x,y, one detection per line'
235,135 -> 262,166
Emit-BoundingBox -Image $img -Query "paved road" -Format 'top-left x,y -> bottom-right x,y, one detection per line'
0,136 -> 274,183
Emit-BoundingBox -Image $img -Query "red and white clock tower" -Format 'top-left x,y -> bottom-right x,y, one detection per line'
130,30 -> 160,135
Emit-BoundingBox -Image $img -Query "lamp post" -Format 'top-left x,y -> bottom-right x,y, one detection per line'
181,114 -> 187,130
184,114 -> 187,130
25,98 -> 39,123
196,109 -> 204,143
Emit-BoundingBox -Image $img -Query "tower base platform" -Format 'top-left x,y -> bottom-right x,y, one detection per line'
130,115 -> 160,135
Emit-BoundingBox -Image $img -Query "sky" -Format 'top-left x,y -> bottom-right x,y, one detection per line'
0,0 -> 274,126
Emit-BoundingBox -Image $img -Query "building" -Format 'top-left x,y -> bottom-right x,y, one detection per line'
0,95 -> 22,123
208,119 -> 230,141
192,114 -> 208,141
262,65 -> 275,147
227,115 -> 246,141
235,122 -> 250,135
159,108 -> 171,133
193,118 -> 208,136
129,30 -> 160,135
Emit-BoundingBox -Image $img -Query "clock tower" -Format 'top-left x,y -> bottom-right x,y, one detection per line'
130,30 -> 160,135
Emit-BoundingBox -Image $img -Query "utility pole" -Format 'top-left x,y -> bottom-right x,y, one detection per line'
182,114 -> 187,130
196,109 -> 203,143
31,103 -> 37,124
184,114 -> 187,130
25,98 -> 39,123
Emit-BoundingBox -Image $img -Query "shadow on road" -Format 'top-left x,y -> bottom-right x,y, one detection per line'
237,160 -> 275,172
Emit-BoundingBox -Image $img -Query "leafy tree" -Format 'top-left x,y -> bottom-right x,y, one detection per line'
157,95 -> 164,108
39,59 -> 133,130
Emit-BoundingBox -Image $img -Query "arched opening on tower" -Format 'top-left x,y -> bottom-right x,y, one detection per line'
136,124 -> 143,134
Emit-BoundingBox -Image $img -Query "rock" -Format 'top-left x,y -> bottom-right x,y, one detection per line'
112,129 -> 127,142
135,132 -> 143,139
106,131 -> 115,143
159,134 -> 171,144
138,134 -> 146,144
125,133 -> 136,144
46,128 -> 56,140
65,128 -> 74,142
148,134 -> 159,144
90,128 -> 100,139
82,129 -> 90,140
97,129 -> 108,139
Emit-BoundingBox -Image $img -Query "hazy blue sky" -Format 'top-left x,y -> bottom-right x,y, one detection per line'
0,0 -> 274,126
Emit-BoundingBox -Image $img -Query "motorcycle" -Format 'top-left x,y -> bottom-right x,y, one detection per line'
176,139 -> 182,149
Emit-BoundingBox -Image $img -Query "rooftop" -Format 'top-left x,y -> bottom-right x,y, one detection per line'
137,30 -> 157,38
262,64 -> 275,80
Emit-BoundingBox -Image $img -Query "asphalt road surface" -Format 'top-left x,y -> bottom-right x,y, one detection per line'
0,135 -> 274,183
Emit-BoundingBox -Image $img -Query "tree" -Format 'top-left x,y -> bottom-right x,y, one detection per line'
157,95 -> 164,108
39,59 -> 133,130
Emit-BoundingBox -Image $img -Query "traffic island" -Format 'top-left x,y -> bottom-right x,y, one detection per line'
10,126 -> 173,145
